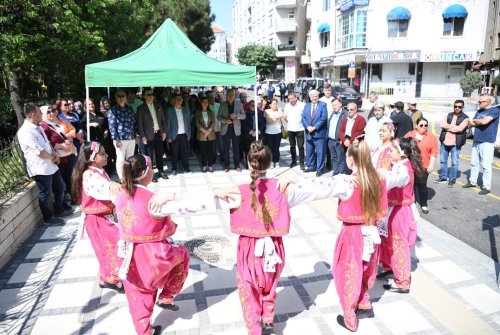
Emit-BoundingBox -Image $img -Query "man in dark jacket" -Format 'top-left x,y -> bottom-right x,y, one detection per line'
391,101 -> 413,139
137,88 -> 168,181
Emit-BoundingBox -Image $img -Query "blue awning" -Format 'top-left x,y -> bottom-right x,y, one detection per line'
386,7 -> 411,21
317,23 -> 330,33
442,4 -> 468,19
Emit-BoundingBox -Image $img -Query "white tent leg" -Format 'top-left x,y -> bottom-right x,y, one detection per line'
86,86 -> 90,142
254,84 -> 259,141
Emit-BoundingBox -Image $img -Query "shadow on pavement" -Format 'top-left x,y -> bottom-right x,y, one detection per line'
482,214 -> 500,283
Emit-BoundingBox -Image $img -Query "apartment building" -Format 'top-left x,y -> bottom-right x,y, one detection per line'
232,0 -> 307,83
208,25 -> 227,63
306,0 -> 489,98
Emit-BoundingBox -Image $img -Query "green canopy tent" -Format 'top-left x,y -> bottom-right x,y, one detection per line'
84,18 -> 258,139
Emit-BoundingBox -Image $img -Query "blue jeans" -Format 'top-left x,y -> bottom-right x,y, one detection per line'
439,144 -> 461,181
470,141 -> 494,190
32,170 -> 66,220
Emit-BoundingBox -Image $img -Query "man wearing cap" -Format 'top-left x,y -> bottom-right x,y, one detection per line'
407,101 -> 422,128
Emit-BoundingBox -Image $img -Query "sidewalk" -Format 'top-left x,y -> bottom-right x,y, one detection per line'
1,142 -> 500,335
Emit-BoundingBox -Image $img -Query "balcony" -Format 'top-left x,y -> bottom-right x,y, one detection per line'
276,43 -> 297,58
275,18 -> 298,33
275,0 -> 297,8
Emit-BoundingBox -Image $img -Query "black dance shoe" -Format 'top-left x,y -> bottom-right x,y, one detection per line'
99,281 -> 125,293
383,284 -> 410,293
156,302 -> 179,311
152,325 -> 162,335
262,323 -> 274,334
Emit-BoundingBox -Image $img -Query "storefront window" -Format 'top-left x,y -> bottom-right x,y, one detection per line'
388,20 -> 408,38
337,10 -> 367,50
443,17 -> 465,36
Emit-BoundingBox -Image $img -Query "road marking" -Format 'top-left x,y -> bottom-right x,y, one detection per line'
431,121 -> 437,135
430,171 -> 500,200
458,154 -> 500,171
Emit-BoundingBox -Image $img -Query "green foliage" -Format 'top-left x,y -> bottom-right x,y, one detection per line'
0,96 -> 17,139
492,75 -> 500,87
236,44 -> 278,76
459,70 -> 483,96
0,137 -> 29,199
0,0 -> 215,138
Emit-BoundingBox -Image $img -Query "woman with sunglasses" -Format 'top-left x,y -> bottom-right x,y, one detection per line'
71,142 -> 124,293
40,105 -> 76,211
404,117 -> 438,214
57,98 -> 83,165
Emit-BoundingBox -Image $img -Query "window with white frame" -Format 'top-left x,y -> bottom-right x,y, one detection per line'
320,32 -> 330,48
443,17 -> 465,36
336,10 -> 367,50
268,13 -> 273,28
323,0 -> 331,11
388,20 -> 408,38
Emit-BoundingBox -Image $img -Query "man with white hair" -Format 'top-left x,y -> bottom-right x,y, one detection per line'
463,96 -> 499,195
301,89 -> 328,176
365,101 -> 391,149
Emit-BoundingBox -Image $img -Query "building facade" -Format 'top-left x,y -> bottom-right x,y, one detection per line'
306,0 -> 489,98
232,0 -> 307,83
208,25 -> 227,63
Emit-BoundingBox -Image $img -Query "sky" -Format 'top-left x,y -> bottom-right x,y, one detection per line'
210,0 -> 233,35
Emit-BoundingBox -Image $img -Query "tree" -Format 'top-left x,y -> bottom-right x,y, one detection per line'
236,44 -> 278,77
459,70 -> 483,97
0,0 -> 215,131
145,0 -> 215,52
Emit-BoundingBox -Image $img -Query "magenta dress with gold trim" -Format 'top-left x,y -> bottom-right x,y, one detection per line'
81,167 -> 121,285
333,178 -> 388,331
230,178 -> 291,335
380,159 -> 416,290
115,186 -> 190,335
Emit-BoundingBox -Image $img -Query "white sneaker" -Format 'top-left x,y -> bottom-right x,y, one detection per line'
272,162 -> 276,168
275,162 -> 280,168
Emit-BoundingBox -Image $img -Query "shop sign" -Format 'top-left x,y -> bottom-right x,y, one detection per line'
334,55 -> 355,66
422,50 -> 478,62
339,0 -> 370,12
319,56 -> 334,68
366,50 -> 420,63
278,44 -> 296,51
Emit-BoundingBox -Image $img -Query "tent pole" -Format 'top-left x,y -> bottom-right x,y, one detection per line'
86,86 -> 90,142
107,87 -> 110,99
254,83 -> 258,141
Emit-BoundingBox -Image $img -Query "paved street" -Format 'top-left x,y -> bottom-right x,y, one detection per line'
1,141 -> 500,335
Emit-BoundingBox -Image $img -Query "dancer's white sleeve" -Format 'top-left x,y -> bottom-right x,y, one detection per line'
286,176 -> 351,208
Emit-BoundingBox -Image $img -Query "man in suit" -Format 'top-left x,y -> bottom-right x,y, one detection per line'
165,93 -> 191,176
338,103 -> 367,172
327,99 -> 348,175
301,89 -> 328,176
218,88 -> 246,172
137,88 -> 168,182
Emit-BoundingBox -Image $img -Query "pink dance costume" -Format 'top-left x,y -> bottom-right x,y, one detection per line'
115,185 -> 190,335
380,159 -> 416,291
333,177 -> 388,331
230,178 -> 290,335
81,166 -> 121,286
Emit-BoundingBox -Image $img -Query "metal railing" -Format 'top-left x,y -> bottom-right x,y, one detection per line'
0,137 -> 30,200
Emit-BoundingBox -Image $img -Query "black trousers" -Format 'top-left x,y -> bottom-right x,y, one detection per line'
171,134 -> 189,171
414,171 -> 429,207
222,126 -> 240,167
266,133 -> 282,163
199,140 -> 214,167
288,130 -> 305,165
146,132 -> 165,173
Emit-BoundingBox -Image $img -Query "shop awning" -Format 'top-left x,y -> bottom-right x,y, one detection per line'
386,7 -> 411,21
442,4 -> 468,19
317,23 -> 330,33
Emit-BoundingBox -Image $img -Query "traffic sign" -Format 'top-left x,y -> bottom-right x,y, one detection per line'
348,61 -> 356,68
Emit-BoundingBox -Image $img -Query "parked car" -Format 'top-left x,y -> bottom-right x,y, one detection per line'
294,78 -> 325,100
331,85 -> 363,108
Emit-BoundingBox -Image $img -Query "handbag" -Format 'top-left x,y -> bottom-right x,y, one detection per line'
280,121 -> 288,139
